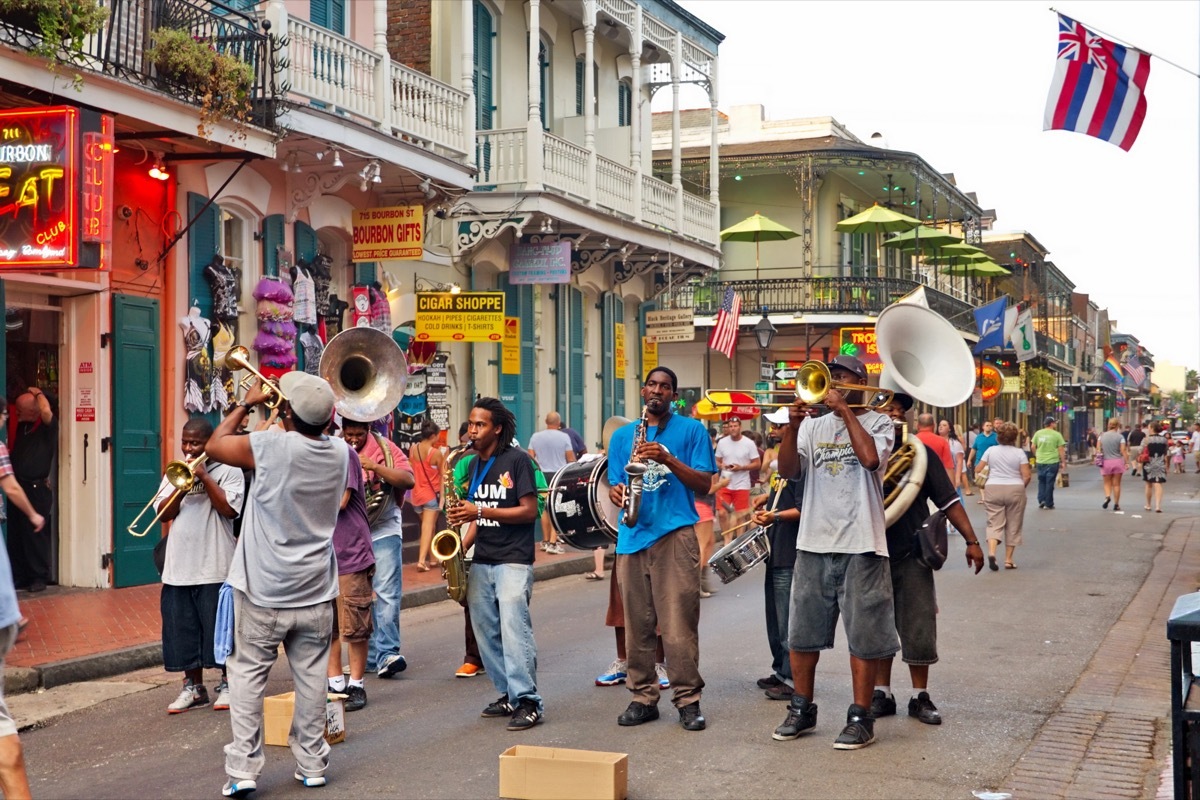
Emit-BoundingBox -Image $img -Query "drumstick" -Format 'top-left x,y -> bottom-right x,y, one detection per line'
721,518 -> 758,537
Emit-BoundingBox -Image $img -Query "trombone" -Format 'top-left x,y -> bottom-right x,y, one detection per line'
225,345 -> 288,410
127,454 -> 208,537
702,361 -> 893,411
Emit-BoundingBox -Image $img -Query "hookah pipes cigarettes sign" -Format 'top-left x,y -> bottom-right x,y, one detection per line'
0,106 -> 114,271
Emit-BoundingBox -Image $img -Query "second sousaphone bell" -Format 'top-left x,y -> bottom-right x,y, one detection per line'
319,327 -> 410,422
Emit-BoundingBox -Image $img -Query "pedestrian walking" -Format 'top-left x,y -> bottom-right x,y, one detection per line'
408,419 -> 444,572
1190,424 -> 1200,473
979,422 -> 1032,571
1031,416 -> 1067,510
1142,422 -> 1169,513
1097,419 -> 1129,512
1127,423 -> 1146,477
528,411 -> 576,555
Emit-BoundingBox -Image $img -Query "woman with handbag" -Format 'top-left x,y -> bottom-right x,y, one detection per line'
1142,422 -> 1169,513
978,422 -> 1032,571
408,419 -> 445,572
1096,418 -> 1129,512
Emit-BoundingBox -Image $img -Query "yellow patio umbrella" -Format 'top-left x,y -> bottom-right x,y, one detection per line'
835,204 -> 923,275
720,212 -> 799,284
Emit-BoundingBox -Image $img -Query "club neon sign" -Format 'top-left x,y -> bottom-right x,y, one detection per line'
0,106 -> 113,271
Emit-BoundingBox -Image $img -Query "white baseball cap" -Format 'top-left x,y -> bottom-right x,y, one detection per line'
765,407 -> 790,425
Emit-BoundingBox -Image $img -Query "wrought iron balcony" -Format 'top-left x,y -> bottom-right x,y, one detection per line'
665,276 -> 977,334
0,0 -> 279,133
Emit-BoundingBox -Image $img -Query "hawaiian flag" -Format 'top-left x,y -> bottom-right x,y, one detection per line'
1124,352 -> 1147,387
1044,13 -> 1150,151
707,287 -> 742,359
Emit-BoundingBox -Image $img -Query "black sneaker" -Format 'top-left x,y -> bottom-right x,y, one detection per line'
772,695 -> 818,740
764,683 -> 794,701
907,691 -> 942,725
833,704 -> 875,750
756,674 -> 783,690
507,699 -> 543,731
344,685 -> 366,713
870,690 -> 896,718
678,702 -> 705,731
481,695 -> 514,718
617,701 -> 659,726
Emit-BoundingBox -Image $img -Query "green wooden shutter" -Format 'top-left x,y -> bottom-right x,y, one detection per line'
618,82 -> 631,127
556,289 -> 568,421
613,299 -> 625,417
601,292 -> 615,421
568,287 -> 584,431
355,263 -> 377,284
310,0 -> 344,33
473,1 -> 493,132
497,276 -> 535,442
262,214 -> 285,277
538,39 -> 549,131
575,58 -> 584,116
294,220 -> 318,264
187,192 -> 219,321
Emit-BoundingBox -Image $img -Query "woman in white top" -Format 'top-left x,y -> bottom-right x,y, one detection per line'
939,419 -> 970,497
979,422 -> 1032,571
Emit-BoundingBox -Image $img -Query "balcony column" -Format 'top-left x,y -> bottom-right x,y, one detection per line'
372,0 -> 391,129
584,0 -> 597,207
525,0 -> 544,191
265,0 -> 288,89
461,0 -> 476,167
671,30 -> 682,232
708,55 -> 719,213
629,6 -> 643,223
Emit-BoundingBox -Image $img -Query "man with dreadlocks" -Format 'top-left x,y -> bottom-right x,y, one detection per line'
447,397 -> 544,731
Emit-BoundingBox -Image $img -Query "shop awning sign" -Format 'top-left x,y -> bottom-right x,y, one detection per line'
415,292 -> 505,342
351,206 -> 423,262
509,240 -> 571,284
644,308 -> 695,343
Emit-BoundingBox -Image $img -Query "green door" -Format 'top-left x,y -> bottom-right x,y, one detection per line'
111,294 -> 162,587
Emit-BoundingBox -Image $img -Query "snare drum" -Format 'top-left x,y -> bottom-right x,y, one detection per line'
707,526 -> 771,584
548,458 -> 620,550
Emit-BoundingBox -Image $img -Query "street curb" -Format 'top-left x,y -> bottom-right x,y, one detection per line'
3,552 -> 598,695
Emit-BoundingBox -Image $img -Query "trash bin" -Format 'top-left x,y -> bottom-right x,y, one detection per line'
1167,592 -> 1200,799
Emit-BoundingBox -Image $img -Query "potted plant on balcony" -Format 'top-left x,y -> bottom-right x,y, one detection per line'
0,0 -> 108,85
147,27 -> 254,140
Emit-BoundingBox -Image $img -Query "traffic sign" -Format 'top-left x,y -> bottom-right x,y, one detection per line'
776,369 -> 797,380
760,362 -> 773,380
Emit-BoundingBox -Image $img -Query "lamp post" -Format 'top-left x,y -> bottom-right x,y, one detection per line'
753,308 -> 777,351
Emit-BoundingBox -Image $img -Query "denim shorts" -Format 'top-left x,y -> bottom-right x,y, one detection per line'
889,555 -> 937,665
0,623 -> 16,737
787,551 -> 900,660
161,582 -> 223,671
417,498 -> 440,512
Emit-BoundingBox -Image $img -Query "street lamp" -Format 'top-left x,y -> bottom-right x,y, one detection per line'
753,309 -> 777,351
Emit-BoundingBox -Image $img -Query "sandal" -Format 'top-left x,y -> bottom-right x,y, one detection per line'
584,572 -> 604,581
415,562 -> 430,572
1005,562 -> 1017,570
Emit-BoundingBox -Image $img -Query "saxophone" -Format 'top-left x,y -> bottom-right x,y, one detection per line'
622,407 -> 649,526
431,443 -> 473,604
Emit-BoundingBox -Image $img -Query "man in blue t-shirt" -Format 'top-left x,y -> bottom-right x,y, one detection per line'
607,367 -> 717,732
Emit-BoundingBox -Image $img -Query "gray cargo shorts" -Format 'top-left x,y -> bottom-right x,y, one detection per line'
787,550 -> 900,660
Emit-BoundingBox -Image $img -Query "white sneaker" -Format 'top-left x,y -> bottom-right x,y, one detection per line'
213,681 -> 231,711
655,663 -> 671,690
222,778 -> 257,797
295,771 -> 327,788
167,681 -> 209,714
549,542 -> 566,554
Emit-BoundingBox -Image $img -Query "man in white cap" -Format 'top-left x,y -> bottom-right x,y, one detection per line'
206,372 -> 350,797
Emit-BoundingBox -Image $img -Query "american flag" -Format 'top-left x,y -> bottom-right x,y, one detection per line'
707,287 -> 742,359
1124,353 -> 1147,387
1044,13 -> 1150,152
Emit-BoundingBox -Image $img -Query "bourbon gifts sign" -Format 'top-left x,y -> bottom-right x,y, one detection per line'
0,106 -> 114,271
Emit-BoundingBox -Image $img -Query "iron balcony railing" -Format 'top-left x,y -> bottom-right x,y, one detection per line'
666,276 -> 978,335
0,0 -> 279,132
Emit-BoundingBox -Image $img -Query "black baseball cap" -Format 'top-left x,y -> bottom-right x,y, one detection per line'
827,355 -> 868,381
890,392 -> 914,412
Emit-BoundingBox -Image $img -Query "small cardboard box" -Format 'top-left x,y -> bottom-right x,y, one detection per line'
263,691 -> 346,747
499,745 -> 628,800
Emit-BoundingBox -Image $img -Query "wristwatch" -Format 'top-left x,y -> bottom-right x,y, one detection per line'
237,401 -> 252,411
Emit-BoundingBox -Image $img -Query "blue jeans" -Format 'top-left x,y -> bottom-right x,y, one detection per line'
1036,463 -> 1060,508
367,535 -> 403,670
467,562 -> 542,713
764,567 -> 794,685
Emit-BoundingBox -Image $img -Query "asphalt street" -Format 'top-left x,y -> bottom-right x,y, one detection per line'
16,466 -> 1196,799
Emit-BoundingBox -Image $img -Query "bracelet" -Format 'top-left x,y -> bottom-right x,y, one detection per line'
965,541 -> 980,546
476,506 -> 484,523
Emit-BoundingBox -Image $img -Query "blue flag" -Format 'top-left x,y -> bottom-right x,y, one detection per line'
972,297 -> 1007,354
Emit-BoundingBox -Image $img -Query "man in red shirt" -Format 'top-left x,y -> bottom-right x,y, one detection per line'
914,413 -> 953,478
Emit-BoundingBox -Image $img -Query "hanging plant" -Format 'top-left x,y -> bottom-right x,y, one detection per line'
1026,366 -> 1056,398
0,0 -> 109,88
147,27 -> 254,140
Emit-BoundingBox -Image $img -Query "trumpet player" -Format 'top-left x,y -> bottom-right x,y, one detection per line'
606,367 -> 717,733
156,418 -> 244,716
338,418 -> 414,680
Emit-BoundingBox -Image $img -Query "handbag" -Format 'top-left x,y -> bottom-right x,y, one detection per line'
1138,448 -> 1150,464
1094,451 -> 1104,468
915,510 -> 949,571
973,463 -> 989,489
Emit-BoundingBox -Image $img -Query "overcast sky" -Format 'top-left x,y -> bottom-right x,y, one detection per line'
668,0 -> 1200,368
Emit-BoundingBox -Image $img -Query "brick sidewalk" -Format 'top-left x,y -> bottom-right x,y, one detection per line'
1003,516 -> 1200,799
9,545 -> 594,672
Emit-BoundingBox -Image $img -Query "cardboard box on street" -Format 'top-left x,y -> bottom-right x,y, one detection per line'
263,691 -> 346,747
499,745 -> 627,800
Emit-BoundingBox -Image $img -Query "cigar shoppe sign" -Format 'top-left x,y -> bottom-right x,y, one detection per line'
0,106 -> 114,271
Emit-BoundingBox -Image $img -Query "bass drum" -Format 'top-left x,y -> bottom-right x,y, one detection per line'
547,458 -> 620,550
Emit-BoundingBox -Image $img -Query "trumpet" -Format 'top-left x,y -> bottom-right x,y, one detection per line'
702,361 -> 892,411
127,454 -> 208,537
225,345 -> 288,410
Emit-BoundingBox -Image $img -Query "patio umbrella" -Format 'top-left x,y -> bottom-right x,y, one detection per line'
881,225 -> 961,250
693,391 -> 761,421
835,204 -> 923,276
940,260 -> 1011,277
720,212 -> 799,283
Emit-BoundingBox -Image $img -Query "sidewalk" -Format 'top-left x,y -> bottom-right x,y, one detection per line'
5,544 -> 597,693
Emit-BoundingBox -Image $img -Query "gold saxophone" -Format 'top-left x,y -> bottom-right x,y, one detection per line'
431,443 -> 473,604
622,407 -> 649,525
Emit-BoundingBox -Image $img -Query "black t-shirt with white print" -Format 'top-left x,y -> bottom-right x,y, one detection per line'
467,447 -> 538,566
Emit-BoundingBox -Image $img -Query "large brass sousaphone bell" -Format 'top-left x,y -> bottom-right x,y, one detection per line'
319,327 -> 410,421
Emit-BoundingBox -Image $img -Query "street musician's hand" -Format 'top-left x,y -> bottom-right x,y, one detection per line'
243,378 -> 272,408
447,500 -> 476,527
751,509 -> 775,527
823,387 -> 849,415
360,457 -> 380,473
609,483 -> 626,509
192,459 -> 208,479
634,441 -> 669,464
787,400 -> 808,429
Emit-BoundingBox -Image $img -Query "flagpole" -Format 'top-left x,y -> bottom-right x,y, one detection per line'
1049,7 -> 1200,79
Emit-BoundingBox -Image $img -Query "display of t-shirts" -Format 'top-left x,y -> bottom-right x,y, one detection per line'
204,257 -> 239,322
794,410 -> 894,557
180,310 -> 212,413
300,331 -> 324,376
293,267 -> 317,325
311,253 -> 333,317
369,285 -> 391,333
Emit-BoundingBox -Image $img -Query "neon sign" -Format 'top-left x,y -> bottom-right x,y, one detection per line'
0,106 -> 113,271
837,327 -> 883,375
976,363 -> 1004,402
